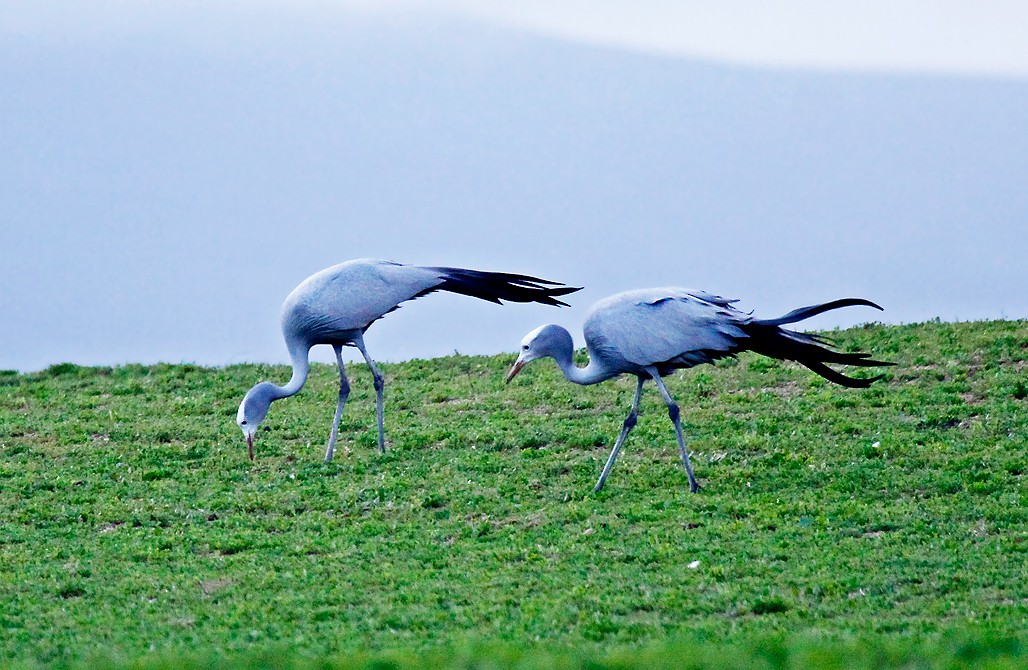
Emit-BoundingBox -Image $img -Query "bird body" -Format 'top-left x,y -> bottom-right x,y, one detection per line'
583,288 -> 750,376
281,260 -> 449,344
238,258 -> 579,460
507,288 -> 893,492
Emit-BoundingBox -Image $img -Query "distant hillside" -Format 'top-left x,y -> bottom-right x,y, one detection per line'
2,11 -> 1027,371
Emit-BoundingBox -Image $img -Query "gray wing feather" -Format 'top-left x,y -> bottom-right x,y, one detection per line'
283,259 -> 444,335
586,288 -> 748,367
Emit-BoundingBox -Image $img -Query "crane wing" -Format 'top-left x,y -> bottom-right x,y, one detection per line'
586,288 -> 748,368
284,259 -> 446,336
282,259 -> 578,344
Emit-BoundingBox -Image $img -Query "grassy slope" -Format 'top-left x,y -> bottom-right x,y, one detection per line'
0,320 -> 1026,668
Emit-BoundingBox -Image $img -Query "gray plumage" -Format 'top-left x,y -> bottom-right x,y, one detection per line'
505,288 -> 893,492
237,258 -> 580,460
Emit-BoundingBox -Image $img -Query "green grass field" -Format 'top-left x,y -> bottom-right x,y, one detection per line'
1,320 -> 1026,669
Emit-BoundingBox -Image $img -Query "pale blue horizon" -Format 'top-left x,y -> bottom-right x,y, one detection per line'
2,4 -> 1026,372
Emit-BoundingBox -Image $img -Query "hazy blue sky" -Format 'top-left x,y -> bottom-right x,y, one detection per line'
2,2 -> 1026,372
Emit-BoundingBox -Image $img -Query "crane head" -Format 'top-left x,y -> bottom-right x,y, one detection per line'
506,324 -> 568,383
237,383 -> 274,460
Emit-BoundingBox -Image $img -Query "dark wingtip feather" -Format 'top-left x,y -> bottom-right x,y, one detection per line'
836,298 -> 885,312
545,286 -> 584,307
741,295 -> 892,388
800,360 -> 888,388
757,298 -> 885,327
428,267 -> 582,307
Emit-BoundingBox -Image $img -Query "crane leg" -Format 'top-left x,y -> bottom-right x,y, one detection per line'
325,345 -> 351,462
650,371 -> 701,493
355,339 -> 386,453
595,376 -> 645,492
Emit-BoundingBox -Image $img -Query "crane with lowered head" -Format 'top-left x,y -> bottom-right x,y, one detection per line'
506,288 -> 893,493
238,258 -> 580,461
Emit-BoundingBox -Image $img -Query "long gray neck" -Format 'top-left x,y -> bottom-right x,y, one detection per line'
550,338 -> 614,386
275,338 -> 311,399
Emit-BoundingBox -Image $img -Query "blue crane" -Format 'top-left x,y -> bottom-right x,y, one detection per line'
238,258 -> 579,461
506,288 -> 892,492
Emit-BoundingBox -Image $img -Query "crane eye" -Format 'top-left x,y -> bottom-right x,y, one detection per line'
522,344 -> 530,351
241,420 -> 247,425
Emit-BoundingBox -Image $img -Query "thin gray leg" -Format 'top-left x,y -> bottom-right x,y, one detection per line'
354,337 -> 386,453
594,376 -> 645,492
648,369 -> 700,493
325,345 -> 351,462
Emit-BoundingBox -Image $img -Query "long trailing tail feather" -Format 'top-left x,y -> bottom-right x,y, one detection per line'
800,360 -> 886,389
755,298 -> 884,326
744,298 -> 893,388
428,267 -> 582,307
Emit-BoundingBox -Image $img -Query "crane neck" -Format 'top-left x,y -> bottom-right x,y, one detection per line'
277,339 -> 311,398
552,344 -> 614,386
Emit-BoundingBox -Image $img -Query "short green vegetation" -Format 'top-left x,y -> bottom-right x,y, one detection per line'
0,320 -> 1025,669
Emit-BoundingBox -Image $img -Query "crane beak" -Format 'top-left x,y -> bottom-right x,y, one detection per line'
246,433 -> 255,461
505,358 -> 525,384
